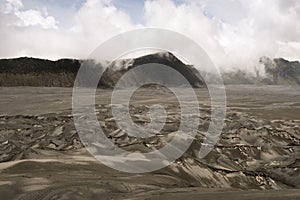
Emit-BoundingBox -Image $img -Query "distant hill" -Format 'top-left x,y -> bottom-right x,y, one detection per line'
0,52 -> 205,88
99,52 -> 205,88
260,57 -> 300,85
222,57 -> 300,85
0,57 -> 81,87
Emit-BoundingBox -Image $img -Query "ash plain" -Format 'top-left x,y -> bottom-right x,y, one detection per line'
0,85 -> 299,200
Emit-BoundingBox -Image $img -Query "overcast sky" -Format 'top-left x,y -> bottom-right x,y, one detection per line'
0,0 -> 300,71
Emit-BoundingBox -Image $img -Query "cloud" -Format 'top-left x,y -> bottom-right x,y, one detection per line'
143,0 -> 225,67
74,0 -> 136,38
4,0 -> 23,13
143,0 -> 300,72
0,0 -> 299,73
3,0 -> 58,29
0,0 -> 136,59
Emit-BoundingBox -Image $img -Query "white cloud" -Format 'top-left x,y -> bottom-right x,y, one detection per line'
4,0 -> 23,13
3,0 -> 58,29
74,0 -> 137,40
14,9 -> 58,29
0,0 -> 136,59
0,0 -> 299,72
143,0 -> 225,66
143,0 -> 300,72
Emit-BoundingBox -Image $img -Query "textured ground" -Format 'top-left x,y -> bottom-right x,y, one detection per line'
0,85 -> 299,199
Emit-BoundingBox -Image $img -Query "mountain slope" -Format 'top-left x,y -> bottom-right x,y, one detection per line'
0,54 -> 299,87
0,57 -> 80,87
260,57 -> 300,85
99,52 -> 205,88
0,52 -> 205,88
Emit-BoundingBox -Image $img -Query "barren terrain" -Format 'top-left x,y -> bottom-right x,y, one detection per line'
0,85 -> 299,199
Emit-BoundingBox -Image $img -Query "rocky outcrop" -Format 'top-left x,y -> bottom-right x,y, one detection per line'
259,56 -> 300,85
221,57 -> 300,85
100,52 -> 205,88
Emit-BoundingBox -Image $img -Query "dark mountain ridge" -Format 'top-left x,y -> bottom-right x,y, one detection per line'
0,53 -> 299,87
0,57 -> 81,74
100,52 -> 205,88
0,52 -> 205,87
261,57 -> 300,85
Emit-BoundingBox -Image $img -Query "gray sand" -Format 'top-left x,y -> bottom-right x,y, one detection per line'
0,85 -> 299,199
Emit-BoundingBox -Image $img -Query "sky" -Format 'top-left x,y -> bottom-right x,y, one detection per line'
0,0 -> 300,72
